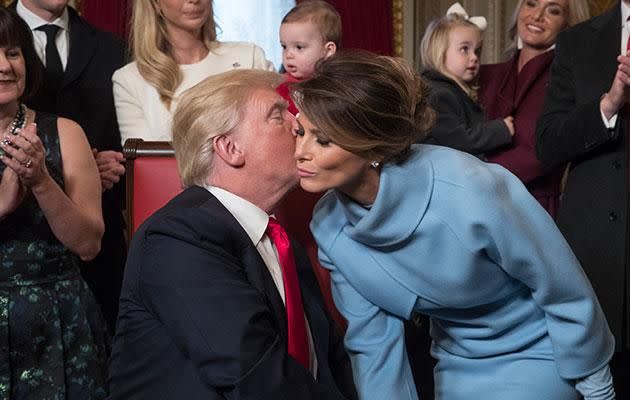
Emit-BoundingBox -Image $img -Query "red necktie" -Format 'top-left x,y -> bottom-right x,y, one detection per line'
266,217 -> 310,368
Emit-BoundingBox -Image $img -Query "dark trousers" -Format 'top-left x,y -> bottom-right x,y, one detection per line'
406,314 -> 435,400
611,351 -> 630,399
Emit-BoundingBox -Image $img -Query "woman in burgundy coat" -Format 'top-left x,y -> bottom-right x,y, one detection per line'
478,0 -> 590,218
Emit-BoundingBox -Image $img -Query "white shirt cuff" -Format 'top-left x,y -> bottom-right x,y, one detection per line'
601,109 -> 618,129
575,364 -> 616,400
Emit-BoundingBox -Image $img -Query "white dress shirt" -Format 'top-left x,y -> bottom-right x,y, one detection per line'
206,186 -> 318,375
16,0 -> 69,70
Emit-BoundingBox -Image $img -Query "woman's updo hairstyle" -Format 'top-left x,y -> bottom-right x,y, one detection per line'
292,50 -> 434,164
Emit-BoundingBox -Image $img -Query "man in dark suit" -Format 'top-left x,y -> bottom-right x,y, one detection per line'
107,69 -> 357,400
536,1 -> 630,396
14,0 -> 127,334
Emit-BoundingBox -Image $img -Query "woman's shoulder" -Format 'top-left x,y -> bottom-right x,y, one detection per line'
211,41 -> 261,56
112,61 -> 141,82
210,41 -> 273,70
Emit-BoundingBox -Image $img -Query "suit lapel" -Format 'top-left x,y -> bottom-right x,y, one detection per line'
199,192 -> 288,337
63,8 -> 97,89
514,50 -> 554,107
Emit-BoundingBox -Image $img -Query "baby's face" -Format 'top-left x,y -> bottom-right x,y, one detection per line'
280,21 -> 334,80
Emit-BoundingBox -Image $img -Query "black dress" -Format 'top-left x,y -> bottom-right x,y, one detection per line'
0,112 -> 109,399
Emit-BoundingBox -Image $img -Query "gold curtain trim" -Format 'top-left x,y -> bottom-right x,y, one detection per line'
392,0 -> 403,57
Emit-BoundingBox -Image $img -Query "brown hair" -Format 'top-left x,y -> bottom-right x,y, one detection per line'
282,0 -> 342,46
172,69 -> 283,187
420,13 -> 481,99
0,8 -> 41,101
293,50 -> 434,164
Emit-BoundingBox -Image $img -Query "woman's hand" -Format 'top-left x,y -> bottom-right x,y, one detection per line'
0,123 -> 51,189
0,166 -> 25,219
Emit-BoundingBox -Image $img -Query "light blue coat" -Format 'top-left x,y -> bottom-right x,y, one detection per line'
311,145 -> 614,400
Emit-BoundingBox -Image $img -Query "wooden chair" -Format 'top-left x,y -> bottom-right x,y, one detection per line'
123,139 -> 183,244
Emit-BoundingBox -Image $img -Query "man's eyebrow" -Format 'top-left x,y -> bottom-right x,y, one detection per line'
266,101 -> 289,119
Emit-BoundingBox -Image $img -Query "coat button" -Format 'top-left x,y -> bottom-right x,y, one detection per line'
609,212 -> 618,221
612,160 -> 622,170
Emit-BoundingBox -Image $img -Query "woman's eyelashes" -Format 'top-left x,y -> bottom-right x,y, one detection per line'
294,123 -> 331,146
315,136 -> 331,146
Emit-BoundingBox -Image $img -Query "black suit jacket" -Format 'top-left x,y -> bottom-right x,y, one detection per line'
12,4 -> 129,332
108,186 -> 357,400
536,3 -> 629,350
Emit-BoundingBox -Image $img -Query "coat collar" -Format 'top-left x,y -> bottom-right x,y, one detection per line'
514,50 -> 554,105
193,186 -> 328,347
336,145 -> 433,247
183,187 -> 289,337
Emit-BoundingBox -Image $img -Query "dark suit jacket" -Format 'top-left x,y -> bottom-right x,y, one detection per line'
108,186 -> 357,400
421,69 -> 512,156
479,51 -> 564,218
536,3 -> 629,350
12,4 -> 129,332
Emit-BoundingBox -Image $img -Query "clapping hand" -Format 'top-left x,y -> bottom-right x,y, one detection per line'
0,123 -> 49,189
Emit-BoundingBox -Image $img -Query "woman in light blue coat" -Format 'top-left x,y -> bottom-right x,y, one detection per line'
291,51 -> 615,400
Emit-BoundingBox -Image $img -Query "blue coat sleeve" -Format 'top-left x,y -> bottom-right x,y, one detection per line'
470,167 -> 614,379
319,249 -> 420,400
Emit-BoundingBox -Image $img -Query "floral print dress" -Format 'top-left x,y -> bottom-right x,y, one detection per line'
0,112 -> 109,400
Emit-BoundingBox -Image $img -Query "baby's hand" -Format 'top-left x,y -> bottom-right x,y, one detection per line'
503,116 -> 515,137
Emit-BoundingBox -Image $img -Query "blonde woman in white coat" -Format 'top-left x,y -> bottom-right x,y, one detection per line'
114,0 -> 274,143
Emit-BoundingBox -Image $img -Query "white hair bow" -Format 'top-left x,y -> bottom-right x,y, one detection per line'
446,2 -> 488,31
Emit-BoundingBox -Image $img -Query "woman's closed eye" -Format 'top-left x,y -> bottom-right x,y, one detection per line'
316,135 -> 331,146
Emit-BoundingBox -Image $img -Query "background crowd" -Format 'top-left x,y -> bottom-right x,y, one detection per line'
0,0 -> 628,399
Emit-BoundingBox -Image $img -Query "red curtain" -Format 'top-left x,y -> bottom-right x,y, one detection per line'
81,0 -> 131,40
300,0 -> 393,55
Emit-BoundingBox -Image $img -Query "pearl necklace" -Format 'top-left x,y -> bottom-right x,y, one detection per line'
0,103 -> 28,157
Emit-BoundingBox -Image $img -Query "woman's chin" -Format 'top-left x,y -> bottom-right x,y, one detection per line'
299,179 -> 326,194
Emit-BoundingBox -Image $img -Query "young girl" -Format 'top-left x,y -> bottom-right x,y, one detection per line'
420,4 -> 514,157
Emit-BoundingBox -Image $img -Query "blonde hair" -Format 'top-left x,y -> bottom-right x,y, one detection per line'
293,50 -> 434,164
282,0 -> 342,46
504,0 -> 590,58
130,0 -> 218,109
172,69 -> 283,188
420,13 -> 481,99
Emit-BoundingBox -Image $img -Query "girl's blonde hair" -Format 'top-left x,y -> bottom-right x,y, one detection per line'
420,13 -> 481,99
130,0 -> 218,109
504,0 -> 590,58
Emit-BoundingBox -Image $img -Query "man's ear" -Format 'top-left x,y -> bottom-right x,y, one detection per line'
324,41 -> 337,58
213,134 -> 245,167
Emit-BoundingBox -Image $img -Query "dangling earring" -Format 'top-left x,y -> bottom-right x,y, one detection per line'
370,160 -> 380,169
